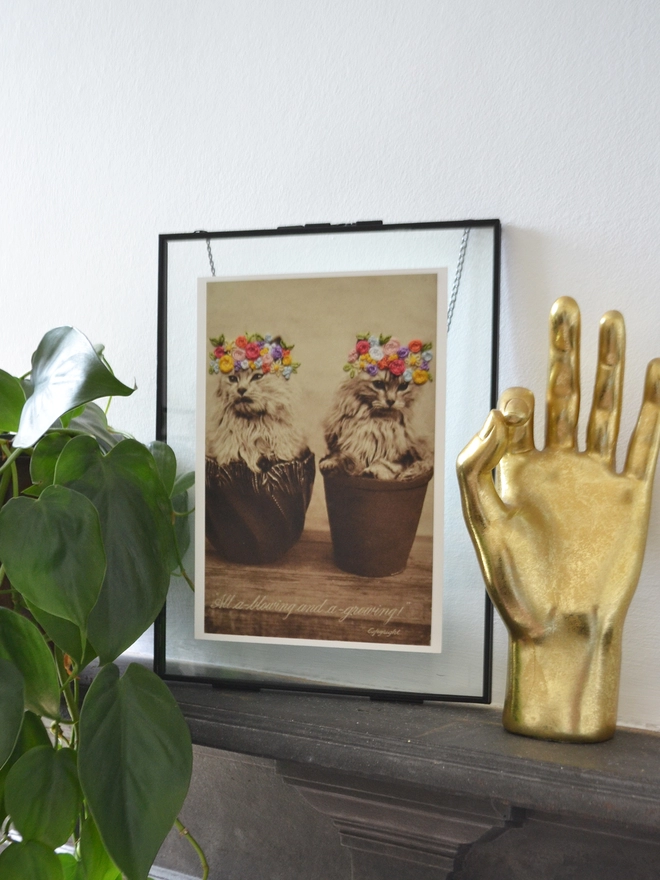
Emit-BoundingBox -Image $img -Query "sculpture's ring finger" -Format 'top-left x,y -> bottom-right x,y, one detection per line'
586,310 -> 625,467
546,297 -> 581,449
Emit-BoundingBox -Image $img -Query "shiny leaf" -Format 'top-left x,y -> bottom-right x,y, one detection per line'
0,486 -> 106,635
0,840 -> 64,880
172,470 -> 195,496
5,746 -> 81,847
26,600 -> 98,669
55,437 -> 175,663
81,814 -> 122,880
0,608 -> 60,718
30,433 -> 71,487
60,403 -> 86,428
78,663 -> 192,880
58,853 -> 84,880
67,402 -> 125,452
13,327 -> 134,449
0,711 -> 52,822
0,659 -> 24,770
0,369 -> 25,433
172,488 -> 191,560
148,441 -> 176,496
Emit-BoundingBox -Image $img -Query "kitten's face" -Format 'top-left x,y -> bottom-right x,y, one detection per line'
352,372 -> 418,417
216,369 -> 293,419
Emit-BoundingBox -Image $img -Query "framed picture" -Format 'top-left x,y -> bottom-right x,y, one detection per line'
155,220 -> 500,702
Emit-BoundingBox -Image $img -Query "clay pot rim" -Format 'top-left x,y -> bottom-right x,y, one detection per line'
205,449 -> 315,469
322,467 -> 433,493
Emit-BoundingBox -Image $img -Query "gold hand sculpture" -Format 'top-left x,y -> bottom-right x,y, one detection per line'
457,297 -> 660,742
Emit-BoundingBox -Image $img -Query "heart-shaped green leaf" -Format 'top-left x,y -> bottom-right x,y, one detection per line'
81,814 -> 122,880
0,659 -> 24,770
5,746 -> 81,848
0,370 -> 26,433
0,486 -> 106,636
30,433 -> 71,487
67,402 -> 125,452
0,840 -> 64,880
55,437 -> 176,663
172,470 -> 195,497
0,711 -> 52,823
58,853 -> 84,880
78,663 -> 192,880
0,608 -> 60,718
25,601 -> 98,669
13,327 -> 134,449
172,487 -> 191,560
148,441 -> 177,496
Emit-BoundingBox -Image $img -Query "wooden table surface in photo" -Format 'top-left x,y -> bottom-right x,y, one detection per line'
204,529 -> 432,646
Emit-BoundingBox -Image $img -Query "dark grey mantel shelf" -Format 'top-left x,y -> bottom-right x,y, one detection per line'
166,682 -> 660,879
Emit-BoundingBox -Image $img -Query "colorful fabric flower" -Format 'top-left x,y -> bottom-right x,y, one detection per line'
208,334 -> 300,379
342,333 -> 433,384
382,339 -> 401,357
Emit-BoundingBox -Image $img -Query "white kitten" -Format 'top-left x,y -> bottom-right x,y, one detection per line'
320,372 -> 433,480
207,369 -> 307,472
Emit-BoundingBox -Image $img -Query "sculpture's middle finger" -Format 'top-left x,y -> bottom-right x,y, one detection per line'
546,297 -> 581,450
586,311 -> 625,468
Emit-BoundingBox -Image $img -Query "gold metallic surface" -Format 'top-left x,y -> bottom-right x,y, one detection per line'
457,298 -> 660,742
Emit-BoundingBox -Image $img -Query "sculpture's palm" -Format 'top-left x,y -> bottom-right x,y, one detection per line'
457,298 -> 660,741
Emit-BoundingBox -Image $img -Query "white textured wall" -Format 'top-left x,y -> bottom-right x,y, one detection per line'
2,0 -> 660,728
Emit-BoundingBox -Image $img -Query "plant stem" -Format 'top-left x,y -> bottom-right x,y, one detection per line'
176,565 -> 195,592
0,462 -> 11,507
0,445 -> 24,476
175,818 -> 209,880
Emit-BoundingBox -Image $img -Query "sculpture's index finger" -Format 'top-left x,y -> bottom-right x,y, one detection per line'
456,410 -> 509,529
546,297 -> 581,449
625,358 -> 660,483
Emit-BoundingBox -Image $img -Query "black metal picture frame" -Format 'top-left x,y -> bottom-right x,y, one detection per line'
155,220 -> 500,703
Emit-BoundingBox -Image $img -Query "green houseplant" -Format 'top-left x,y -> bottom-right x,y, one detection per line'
0,328 -> 206,880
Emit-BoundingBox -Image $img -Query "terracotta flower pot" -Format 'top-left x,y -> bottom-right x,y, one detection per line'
205,451 -> 315,564
323,468 -> 433,577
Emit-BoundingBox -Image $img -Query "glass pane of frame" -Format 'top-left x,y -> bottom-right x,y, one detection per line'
156,221 -> 500,702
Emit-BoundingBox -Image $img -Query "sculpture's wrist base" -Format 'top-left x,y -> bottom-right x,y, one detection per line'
501,631 -> 622,743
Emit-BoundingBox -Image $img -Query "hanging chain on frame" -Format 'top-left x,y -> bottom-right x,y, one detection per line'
447,227 -> 470,333
205,227 -> 470,331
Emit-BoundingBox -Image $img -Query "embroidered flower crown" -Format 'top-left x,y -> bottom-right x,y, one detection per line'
209,334 -> 300,380
344,334 -> 433,384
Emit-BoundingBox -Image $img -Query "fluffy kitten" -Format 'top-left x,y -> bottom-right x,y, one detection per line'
320,372 -> 433,480
207,369 -> 306,472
